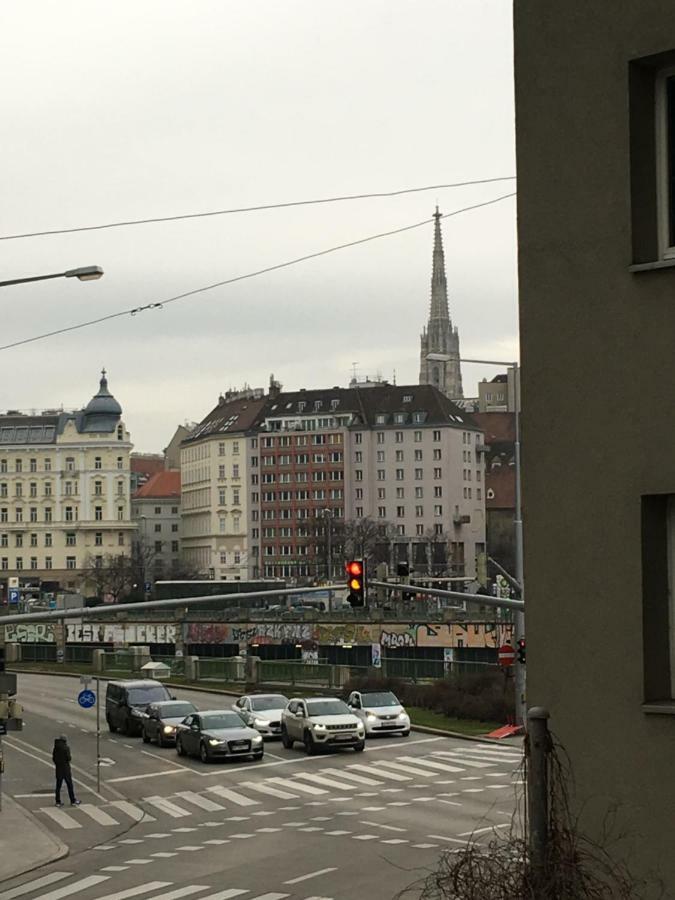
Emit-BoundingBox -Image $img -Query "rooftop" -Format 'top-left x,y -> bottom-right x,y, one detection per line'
133,470 -> 181,500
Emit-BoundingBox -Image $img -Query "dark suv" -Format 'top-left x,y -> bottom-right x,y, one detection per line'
106,679 -> 173,736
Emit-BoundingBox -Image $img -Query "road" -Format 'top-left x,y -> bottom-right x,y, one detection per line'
0,674 -> 523,900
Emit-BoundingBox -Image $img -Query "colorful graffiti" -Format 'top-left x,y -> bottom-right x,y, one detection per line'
5,619 -> 513,649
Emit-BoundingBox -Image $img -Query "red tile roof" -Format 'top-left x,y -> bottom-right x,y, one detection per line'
130,455 -> 165,476
133,470 -> 181,499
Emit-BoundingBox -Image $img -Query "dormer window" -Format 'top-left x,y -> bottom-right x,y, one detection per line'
298,401 -> 306,413
403,394 -> 413,403
376,414 -> 387,425
394,413 -> 406,424
330,399 -> 339,410
314,400 -> 322,411
117,425 -> 123,441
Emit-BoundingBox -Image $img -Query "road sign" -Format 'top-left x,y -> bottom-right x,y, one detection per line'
8,577 -> 19,589
77,689 -> 96,709
80,675 -> 92,687
144,582 -> 152,593
8,589 -> 19,606
48,598 -> 57,609
498,643 -> 516,667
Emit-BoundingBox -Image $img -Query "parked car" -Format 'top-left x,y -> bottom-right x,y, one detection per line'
280,696 -> 365,754
232,693 -> 289,738
106,680 -> 174,736
142,700 -> 199,746
175,709 -> 264,763
346,689 -> 411,737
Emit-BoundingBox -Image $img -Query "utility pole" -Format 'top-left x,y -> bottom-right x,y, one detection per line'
512,362 -> 527,728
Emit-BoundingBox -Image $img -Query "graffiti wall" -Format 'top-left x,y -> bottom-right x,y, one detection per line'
5,619 -> 512,649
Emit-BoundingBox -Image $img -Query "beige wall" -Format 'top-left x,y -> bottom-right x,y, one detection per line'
180,433 -> 249,579
515,0 -> 675,891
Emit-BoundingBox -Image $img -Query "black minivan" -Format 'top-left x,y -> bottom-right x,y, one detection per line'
106,679 -> 174,736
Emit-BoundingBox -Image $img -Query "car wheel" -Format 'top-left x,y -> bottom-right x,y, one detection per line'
176,737 -> 186,757
253,751 -> 264,760
281,728 -> 293,750
106,717 -> 117,734
304,730 -> 318,756
353,740 -> 365,752
199,742 -> 210,764
157,732 -> 165,748
142,729 -> 150,744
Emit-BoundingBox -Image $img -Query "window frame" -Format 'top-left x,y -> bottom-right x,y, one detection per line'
656,65 -> 675,259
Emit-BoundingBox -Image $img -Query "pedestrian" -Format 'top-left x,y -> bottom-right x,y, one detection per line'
52,735 -> 80,808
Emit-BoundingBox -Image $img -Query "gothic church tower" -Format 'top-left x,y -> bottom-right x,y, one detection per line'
419,208 -> 463,399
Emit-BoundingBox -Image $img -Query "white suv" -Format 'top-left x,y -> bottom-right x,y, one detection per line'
347,689 -> 411,737
281,697 -> 365,754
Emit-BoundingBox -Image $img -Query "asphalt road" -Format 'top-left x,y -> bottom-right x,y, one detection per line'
0,673 -> 524,900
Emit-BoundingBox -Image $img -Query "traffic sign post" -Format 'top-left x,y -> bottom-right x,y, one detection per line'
498,643 -> 516,668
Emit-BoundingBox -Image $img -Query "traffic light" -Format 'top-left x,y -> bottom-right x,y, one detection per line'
396,562 -> 410,578
516,638 -> 526,664
346,559 -> 366,607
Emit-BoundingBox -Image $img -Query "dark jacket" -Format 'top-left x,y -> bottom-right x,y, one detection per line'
52,739 -> 72,777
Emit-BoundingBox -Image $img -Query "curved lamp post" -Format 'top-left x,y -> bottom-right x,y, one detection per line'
0,266 -> 104,287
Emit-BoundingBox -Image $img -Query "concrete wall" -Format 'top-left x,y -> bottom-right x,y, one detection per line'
514,1 -> 675,891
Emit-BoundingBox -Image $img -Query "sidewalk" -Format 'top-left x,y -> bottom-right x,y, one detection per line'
0,795 -> 68,884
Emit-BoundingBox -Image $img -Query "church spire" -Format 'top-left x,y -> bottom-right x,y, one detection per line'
429,207 -> 450,322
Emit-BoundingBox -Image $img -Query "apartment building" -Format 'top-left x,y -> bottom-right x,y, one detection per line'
131,470 -> 181,580
180,389 -> 267,579
0,371 -> 134,592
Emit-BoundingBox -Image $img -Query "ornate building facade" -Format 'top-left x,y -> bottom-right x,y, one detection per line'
419,208 -> 463,400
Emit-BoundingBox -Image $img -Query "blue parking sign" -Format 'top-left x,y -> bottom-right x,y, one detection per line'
8,588 -> 20,605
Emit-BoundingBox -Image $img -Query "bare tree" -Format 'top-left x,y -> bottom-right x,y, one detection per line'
80,553 -> 136,603
344,517 -> 396,568
419,528 -> 450,576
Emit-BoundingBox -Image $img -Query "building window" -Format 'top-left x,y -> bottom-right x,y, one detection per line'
29,482 -> 37,498
94,481 -> 103,496
355,470 -> 363,482
30,533 -> 37,547
95,532 -> 103,546
29,458 -> 37,473
94,506 -> 102,521
171,523 -> 179,533
219,465 -> 226,479
15,483 -> 22,498
233,489 -> 240,505
414,468 -> 423,480
354,433 -> 363,444
376,450 -> 385,463
15,508 -> 22,523
396,487 -> 404,498
433,430 -> 441,441
45,508 -> 52,523
94,457 -> 102,470
117,457 -> 123,469
414,431 -> 422,442
117,481 -> 124,496
15,534 -> 22,548
641,493 -> 675,702
0,461 -> 5,474
355,488 -> 363,499
377,470 -> 385,481
396,506 -> 405,518
434,523 -> 443,535
656,67 -> 675,259
0,484 -> 5,498
45,482 -> 52,497
65,457 -> 75,472
434,504 -> 443,516
117,506 -> 124,520
219,488 -> 226,505
1,557 -> 7,569
154,523 -> 162,533
233,441 -> 239,455
397,524 -> 405,535
434,467 -> 442,479
66,533 -> 76,546
154,540 -> 162,553
376,433 -> 385,445
30,556 -> 38,570
16,556 -> 23,570
378,506 -> 386,518
396,469 -> 404,481
433,449 -> 442,460
66,556 -> 76,570
45,458 -> 51,471
0,534 -> 6,547
434,486 -> 443,498
118,532 -> 124,546
171,540 -> 179,552
416,524 -> 424,536
15,459 -> 22,473
416,505 -> 424,517
45,556 -> 52,569
395,431 -> 403,443
29,507 -> 37,522
117,425 -> 123,441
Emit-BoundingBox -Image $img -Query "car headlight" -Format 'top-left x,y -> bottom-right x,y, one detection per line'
312,722 -> 327,731
398,713 -> 409,720
366,713 -> 378,722
253,718 -> 270,728
131,708 -> 142,717
163,725 -> 176,734
208,738 -> 224,746
252,735 -> 263,744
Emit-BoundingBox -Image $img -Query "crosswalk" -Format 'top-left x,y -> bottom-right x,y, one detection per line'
27,744 -> 522,832
0,874 -> 335,900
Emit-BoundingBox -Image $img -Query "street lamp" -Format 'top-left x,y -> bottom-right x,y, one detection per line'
0,266 -> 104,288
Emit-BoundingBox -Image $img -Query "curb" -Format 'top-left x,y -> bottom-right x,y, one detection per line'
409,723 -> 520,745
0,797 -> 69,885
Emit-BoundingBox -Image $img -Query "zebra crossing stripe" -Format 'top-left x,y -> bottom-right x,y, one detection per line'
110,801 -> 154,822
33,875 -> 110,900
291,773 -> 353,792
265,777 -> 327,796
0,872 -> 72,900
40,808 -> 82,829
144,796 -> 191,818
248,894 -> 289,900
142,888 -> 209,900
397,756 -> 465,774
238,781 -> 299,800
376,760 -> 436,777
432,752 -> 500,769
320,768 -> 382,786
94,882 -> 172,900
79,804 -> 120,826
192,892 -> 249,900
174,791 -> 224,812
347,764 -> 410,782
206,786 -> 260,806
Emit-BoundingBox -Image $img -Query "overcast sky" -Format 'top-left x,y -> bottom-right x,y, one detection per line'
1,1 -> 517,452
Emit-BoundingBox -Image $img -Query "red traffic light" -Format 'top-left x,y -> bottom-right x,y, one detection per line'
346,560 -> 363,577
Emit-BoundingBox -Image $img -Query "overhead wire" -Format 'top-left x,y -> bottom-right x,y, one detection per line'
0,191 -> 516,353
0,177 -> 516,242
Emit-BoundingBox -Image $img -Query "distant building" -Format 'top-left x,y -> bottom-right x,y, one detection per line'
0,371 -> 134,593
164,424 -> 196,470
180,387 -> 267,580
419,208 -> 463,400
131,470 -> 181,581
471,412 -> 516,577
477,367 -> 519,413
130,453 -> 164,494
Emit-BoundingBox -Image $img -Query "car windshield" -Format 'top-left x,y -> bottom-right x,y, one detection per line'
251,695 -> 288,711
158,703 -> 195,718
127,686 -> 171,706
306,700 -> 350,716
361,692 -> 400,707
201,713 -> 245,730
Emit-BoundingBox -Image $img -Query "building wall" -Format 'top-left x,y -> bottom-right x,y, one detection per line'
180,433 -> 248,579
0,422 -> 133,589
515,0 -> 675,890
347,424 -> 485,576
131,496 -> 181,580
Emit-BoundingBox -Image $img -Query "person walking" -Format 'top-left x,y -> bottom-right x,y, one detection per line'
53,735 -> 80,807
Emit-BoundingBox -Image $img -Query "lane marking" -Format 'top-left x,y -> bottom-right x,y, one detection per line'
291,773 -> 353,792
190,892 -> 247,900
0,872 -> 72,900
33,875 -> 109,900
108,770 -> 186,784
143,889 -> 208,900
266,777 -> 327,796
376,760 -> 436,777
361,820 -> 406,832
238,781 -> 298,800
347,764 -> 410,782
399,756 -> 465,774
110,800 -> 154,822
319,768 -> 382,786
283,867 -> 337,885
457,823 -> 510,837
40,808 -> 81,829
